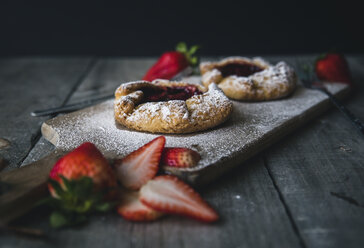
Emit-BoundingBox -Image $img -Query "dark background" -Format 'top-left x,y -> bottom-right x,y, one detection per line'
1,0 -> 363,57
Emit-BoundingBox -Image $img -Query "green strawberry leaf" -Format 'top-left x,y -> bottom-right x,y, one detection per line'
175,42 -> 201,68
176,42 -> 188,53
42,176 -> 115,228
75,199 -> 93,213
188,45 -> 200,56
73,177 -> 93,198
60,175 -> 72,192
189,57 -> 198,66
50,211 -> 88,228
48,178 -> 64,196
50,211 -> 69,228
95,202 -> 112,212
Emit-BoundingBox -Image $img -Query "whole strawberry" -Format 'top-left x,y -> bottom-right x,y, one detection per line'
46,142 -> 117,228
315,53 -> 352,85
142,42 -> 199,81
49,142 -> 117,196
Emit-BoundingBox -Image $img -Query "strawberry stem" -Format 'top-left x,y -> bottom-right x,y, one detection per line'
176,42 -> 200,67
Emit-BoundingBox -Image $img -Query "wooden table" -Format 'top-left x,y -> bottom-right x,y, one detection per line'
0,56 -> 363,248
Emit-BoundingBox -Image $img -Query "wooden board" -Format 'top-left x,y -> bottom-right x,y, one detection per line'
41,78 -> 349,185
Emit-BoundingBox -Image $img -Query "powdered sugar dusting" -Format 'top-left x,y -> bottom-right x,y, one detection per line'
187,84 -> 231,121
161,105 -> 171,119
202,69 -> 221,83
123,100 -> 189,123
222,61 -> 296,95
201,57 -> 296,101
44,78 -> 347,180
251,62 -> 295,89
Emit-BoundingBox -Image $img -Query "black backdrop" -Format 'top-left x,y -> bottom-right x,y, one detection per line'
1,0 -> 363,56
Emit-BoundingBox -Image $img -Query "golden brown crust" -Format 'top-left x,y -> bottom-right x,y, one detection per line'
114,80 -> 233,133
200,57 -> 297,101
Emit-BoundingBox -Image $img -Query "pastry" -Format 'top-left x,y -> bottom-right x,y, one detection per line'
114,80 -> 233,133
200,57 -> 297,101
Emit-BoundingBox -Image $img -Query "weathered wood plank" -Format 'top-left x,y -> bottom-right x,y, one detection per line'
9,55 -> 363,247
263,57 -> 364,248
68,58 -> 155,103
0,151 -> 62,224
20,58 -> 155,165
9,57 -> 303,248
0,58 -> 93,170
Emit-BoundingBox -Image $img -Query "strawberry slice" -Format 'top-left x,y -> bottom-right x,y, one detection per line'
139,175 -> 218,222
117,190 -> 163,222
161,147 -> 201,168
115,136 -> 166,190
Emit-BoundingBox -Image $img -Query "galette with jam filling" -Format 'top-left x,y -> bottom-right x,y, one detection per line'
114,80 -> 233,134
200,57 -> 297,101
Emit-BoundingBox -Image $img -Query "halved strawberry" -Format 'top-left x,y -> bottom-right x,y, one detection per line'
117,190 -> 163,222
114,136 -> 166,190
161,148 -> 201,168
139,175 -> 218,222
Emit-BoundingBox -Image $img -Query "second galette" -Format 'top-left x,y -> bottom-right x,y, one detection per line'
200,57 -> 297,101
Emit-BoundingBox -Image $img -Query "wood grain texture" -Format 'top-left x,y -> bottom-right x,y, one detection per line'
0,59 -> 156,225
0,58 -> 93,170
263,57 -> 364,248
0,151 -> 63,224
1,157 -> 302,248
2,56 -> 363,248
2,57 -> 302,248
19,58 -> 155,165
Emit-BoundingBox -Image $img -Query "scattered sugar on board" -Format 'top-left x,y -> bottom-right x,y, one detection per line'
50,77 -> 345,171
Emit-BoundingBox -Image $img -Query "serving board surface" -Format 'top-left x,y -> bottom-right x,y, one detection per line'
42,78 -> 349,185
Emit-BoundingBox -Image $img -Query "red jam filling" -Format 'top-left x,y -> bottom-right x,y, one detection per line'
217,62 -> 264,77
142,85 -> 202,103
